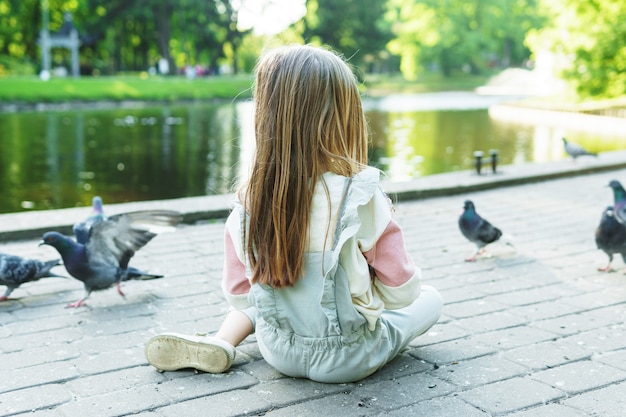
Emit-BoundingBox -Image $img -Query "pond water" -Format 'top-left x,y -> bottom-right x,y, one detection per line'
0,92 -> 624,214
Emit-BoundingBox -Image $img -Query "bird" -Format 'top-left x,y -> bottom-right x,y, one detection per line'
608,179 -> 626,225
73,196 -> 105,244
562,137 -> 597,161
458,200 -> 503,262
0,253 -> 63,301
595,206 -> 626,272
40,209 -> 183,307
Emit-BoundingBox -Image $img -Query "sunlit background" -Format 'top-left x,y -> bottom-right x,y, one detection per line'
0,95 -> 623,214
1,0 -> 625,213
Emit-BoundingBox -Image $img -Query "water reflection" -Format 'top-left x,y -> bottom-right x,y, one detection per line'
0,94 -> 624,214
0,103 -> 243,213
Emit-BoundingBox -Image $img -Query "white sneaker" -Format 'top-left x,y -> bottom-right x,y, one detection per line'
145,332 -> 235,373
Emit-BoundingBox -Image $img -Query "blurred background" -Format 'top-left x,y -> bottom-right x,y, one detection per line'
0,0 -> 624,213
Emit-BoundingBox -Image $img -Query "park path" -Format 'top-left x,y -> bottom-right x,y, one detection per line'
1,159 -> 626,416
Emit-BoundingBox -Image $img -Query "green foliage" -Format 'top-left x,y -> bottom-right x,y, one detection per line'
0,54 -> 36,75
304,0 -> 392,69
2,0 -> 623,102
0,0 -> 252,75
0,0 -> 48,61
526,0 -> 626,99
386,0 -> 543,78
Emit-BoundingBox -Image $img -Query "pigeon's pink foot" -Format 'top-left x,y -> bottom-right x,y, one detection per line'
116,282 -> 126,298
465,256 -> 477,262
0,295 -> 9,302
66,299 -> 86,308
598,265 -> 613,272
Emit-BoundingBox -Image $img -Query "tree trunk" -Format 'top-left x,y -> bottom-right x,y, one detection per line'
156,1 -> 174,74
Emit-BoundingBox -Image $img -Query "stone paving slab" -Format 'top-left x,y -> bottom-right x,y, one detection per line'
1,161 -> 626,416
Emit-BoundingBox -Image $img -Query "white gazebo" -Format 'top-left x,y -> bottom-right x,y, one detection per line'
39,8 -> 81,78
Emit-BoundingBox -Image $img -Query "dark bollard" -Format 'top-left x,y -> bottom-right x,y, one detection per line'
473,151 -> 484,175
489,149 -> 498,173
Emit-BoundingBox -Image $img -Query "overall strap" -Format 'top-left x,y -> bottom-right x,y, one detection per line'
331,177 -> 353,251
317,175 -> 354,335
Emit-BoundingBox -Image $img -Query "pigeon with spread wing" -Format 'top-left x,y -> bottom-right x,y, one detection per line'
40,209 -> 182,307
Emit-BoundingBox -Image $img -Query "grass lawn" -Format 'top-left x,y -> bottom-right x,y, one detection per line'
0,74 -> 255,103
3,71 -> 622,110
0,71 -> 492,104
362,71 -> 493,96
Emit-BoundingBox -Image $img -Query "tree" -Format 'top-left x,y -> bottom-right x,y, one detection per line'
385,0 -> 440,79
73,0 -> 158,73
0,0 -> 255,75
171,0 -> 227,74
303,0 -> 392,71
386,0 -> 542,79
526,0 -> 626,98
218,0 -> 251,74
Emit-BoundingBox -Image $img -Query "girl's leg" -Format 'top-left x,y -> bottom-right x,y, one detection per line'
216,308 -> 254,346
380,285 -> 443,361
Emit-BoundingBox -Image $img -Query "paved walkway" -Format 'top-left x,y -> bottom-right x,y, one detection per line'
1,154 -> 626,416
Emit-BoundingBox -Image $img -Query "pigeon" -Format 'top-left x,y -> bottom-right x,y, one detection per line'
40,209 -> 183,307
595,206 -> 626,272
73,196 -> 105,244
458,200 -> 503,262
562,137 -> 597,160
608,179 -> 626,225
0,253 -> 63,301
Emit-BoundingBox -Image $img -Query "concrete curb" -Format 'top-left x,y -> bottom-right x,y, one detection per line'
1,150 -> 625,242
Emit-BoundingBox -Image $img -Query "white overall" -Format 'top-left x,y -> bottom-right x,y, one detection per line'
239,174 -> 442,383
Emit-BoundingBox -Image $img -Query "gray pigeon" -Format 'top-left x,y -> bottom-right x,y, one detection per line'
608,179 -> 626,225
562,137 -> 597,160
458,200 -> 503,262
0,253 -> 63,301
40,210 -> 182,307
73,196 -> 105,244
595,206 -> 626,272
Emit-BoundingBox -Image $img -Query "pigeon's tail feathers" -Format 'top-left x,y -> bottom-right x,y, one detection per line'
123,267 -> 164,281
493,226 -> 504,243
137,273 -> 164,281
40,258 -> 64,278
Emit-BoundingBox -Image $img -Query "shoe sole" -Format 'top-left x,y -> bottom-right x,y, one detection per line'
145,334 -> 233,373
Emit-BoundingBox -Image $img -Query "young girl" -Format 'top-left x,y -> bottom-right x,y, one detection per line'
145,44 -> 443,383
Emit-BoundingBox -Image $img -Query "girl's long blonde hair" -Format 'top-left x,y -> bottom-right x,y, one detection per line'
244,44 -> 369,288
